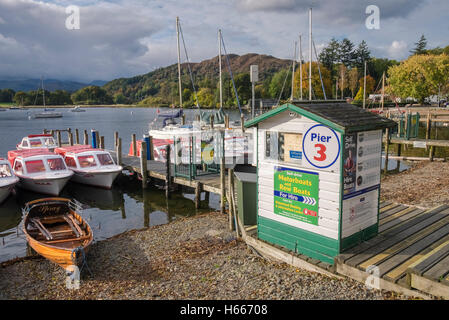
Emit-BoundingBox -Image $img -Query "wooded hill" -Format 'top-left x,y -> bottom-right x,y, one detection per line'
103,53 -> 292,107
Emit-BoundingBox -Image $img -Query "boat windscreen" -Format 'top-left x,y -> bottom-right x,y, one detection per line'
47,158 -> 66,171
26,160 -> 46,173
0,164 -> 12,177
97,153 -> 114,166
78,155 -> 97,168
43,137 -> 56,146
29,139 -> 43,148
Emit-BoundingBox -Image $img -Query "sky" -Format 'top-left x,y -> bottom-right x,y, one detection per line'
0,0 -> 448,83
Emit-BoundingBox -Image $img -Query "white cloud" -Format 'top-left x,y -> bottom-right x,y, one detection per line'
387,40 -> 408,59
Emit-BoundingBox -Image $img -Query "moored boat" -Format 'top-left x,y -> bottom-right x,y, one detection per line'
0,158 -> 19,204
70,105 -> 86,112
55,145 -> 122,189
33,111 -> 63,119
22,197 -> 93,269
17,134 -> 58,151
8,149 -> 73,196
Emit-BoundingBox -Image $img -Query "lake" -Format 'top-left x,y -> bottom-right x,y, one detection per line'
0,107 -> 244,263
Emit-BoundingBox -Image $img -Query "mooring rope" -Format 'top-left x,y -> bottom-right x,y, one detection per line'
72,246 -> 93,277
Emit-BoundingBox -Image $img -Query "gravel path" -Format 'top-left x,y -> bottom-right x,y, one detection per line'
0,212 -> 408,300
381,161 -> 449,209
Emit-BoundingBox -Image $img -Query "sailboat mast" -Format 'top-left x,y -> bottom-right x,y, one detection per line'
41,77 -> 45,108
219,29 -> 223,109
291,41 -> 297,101
381,71 -> 385,111
308,8 -> 312,101
363,60 -> 367,109
176,17 -> 183,108
299,34 -> 303,101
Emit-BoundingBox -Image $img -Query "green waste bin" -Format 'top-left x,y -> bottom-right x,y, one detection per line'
235,171 -> 257,226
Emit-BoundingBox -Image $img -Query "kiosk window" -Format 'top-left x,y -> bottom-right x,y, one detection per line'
265,131 -> 302,163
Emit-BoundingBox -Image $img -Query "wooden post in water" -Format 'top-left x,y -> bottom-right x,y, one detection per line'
195,181 -> 202,209
165,144 -> 171,199
68,132 -> 73,146
96,131 -> 100,149
75,129 -> 79,145
132,134 -> 137,157
83,130 -> 88,145
225,114 -> 229,129
56,131 -> 62,147
114,131 -> 119,148
100,136 -> 105,149
148,135 -> 154,160
384,128 -> 390,174
116,137 -> 122,166
181,114 -> 186,125
140,140 -> 148,189
241,115 -> 245,132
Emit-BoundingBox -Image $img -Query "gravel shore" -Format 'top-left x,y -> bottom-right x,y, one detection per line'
381,161 -> 449,209
0,211 -> 408,300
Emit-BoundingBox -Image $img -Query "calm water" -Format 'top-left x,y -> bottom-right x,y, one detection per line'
0,107 -> 243,263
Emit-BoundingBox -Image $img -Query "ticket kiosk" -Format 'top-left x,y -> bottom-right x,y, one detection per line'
244,103 -> 396,264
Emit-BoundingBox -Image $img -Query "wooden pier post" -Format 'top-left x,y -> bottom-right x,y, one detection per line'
96,131 -> 100,149
114,131 -> 119,148
429,146 -> 436,162
56,131 -> 62,147
148,135 -> 154,161
220,151 -> 226,214
116,137 -> 122,166
426,110 -> 432,140
210,115 -> 214,129
75,129 -> 79,145
83,130 -> 88,145
195,181 -> 202,209
100,136 -> 105,149
225,115 -> 229,129
165,144 -> 171,199
241,115 -> 245,132
140,140 -> 148,189
384,128 -> 390,174
227,168 -> 235,231
181,114 -> 186,125
68,132 -> 73,146
132,134 -> 137,157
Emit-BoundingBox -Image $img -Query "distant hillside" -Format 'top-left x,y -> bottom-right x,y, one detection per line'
0,79 -> 106,92
103,53 -> 292,105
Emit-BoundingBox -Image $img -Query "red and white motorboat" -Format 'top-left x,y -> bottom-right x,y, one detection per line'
16,134 -> 58,151
54,145 -> 122,189
7,150 -> 73,196
0,158 -> 19,204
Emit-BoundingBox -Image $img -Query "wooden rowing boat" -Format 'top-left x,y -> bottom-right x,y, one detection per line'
22,197 -> 93,270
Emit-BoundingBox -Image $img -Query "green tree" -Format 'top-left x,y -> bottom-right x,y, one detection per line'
353,40 -> 371,70
410,34 -> 427,55
0,89 -> 15,102
49,90 -> 72,105
339,38 -> 355,67
113,93 -> 128,104
71,86 -> 113,105
319,38 -> 340,78
13,91 -> 31,106
196,87 -> 214,107
269,69 -> 290,100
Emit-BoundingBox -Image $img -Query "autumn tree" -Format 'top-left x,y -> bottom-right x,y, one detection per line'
354,75 -> 375,101
388,54 -> 449,103
348,67 -> 359,98
294,62 -> 332,100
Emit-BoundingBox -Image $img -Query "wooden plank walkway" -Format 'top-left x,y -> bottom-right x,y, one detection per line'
109,151 -> 226,195
336,202 -> 449,298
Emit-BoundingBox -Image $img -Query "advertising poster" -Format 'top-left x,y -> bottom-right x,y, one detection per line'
273,166 -> 319,225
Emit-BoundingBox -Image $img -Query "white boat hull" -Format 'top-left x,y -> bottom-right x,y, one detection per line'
17,175 -> 72,196
0,178 -> 19,204
70,169 -> 121,189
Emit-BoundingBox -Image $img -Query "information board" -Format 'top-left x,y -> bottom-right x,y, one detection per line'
273,166 -> 319,225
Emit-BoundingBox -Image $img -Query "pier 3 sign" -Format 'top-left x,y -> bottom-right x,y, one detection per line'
302,124 -> 340,169
273,167 -> 319,225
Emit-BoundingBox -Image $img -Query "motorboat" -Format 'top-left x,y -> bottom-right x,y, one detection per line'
70,105 -> 86,112
0,158 -> 19,204
8,149 -> 73,196
22,197 -> 93,270
54,145 -> 122,189
17,134 -> 58,152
